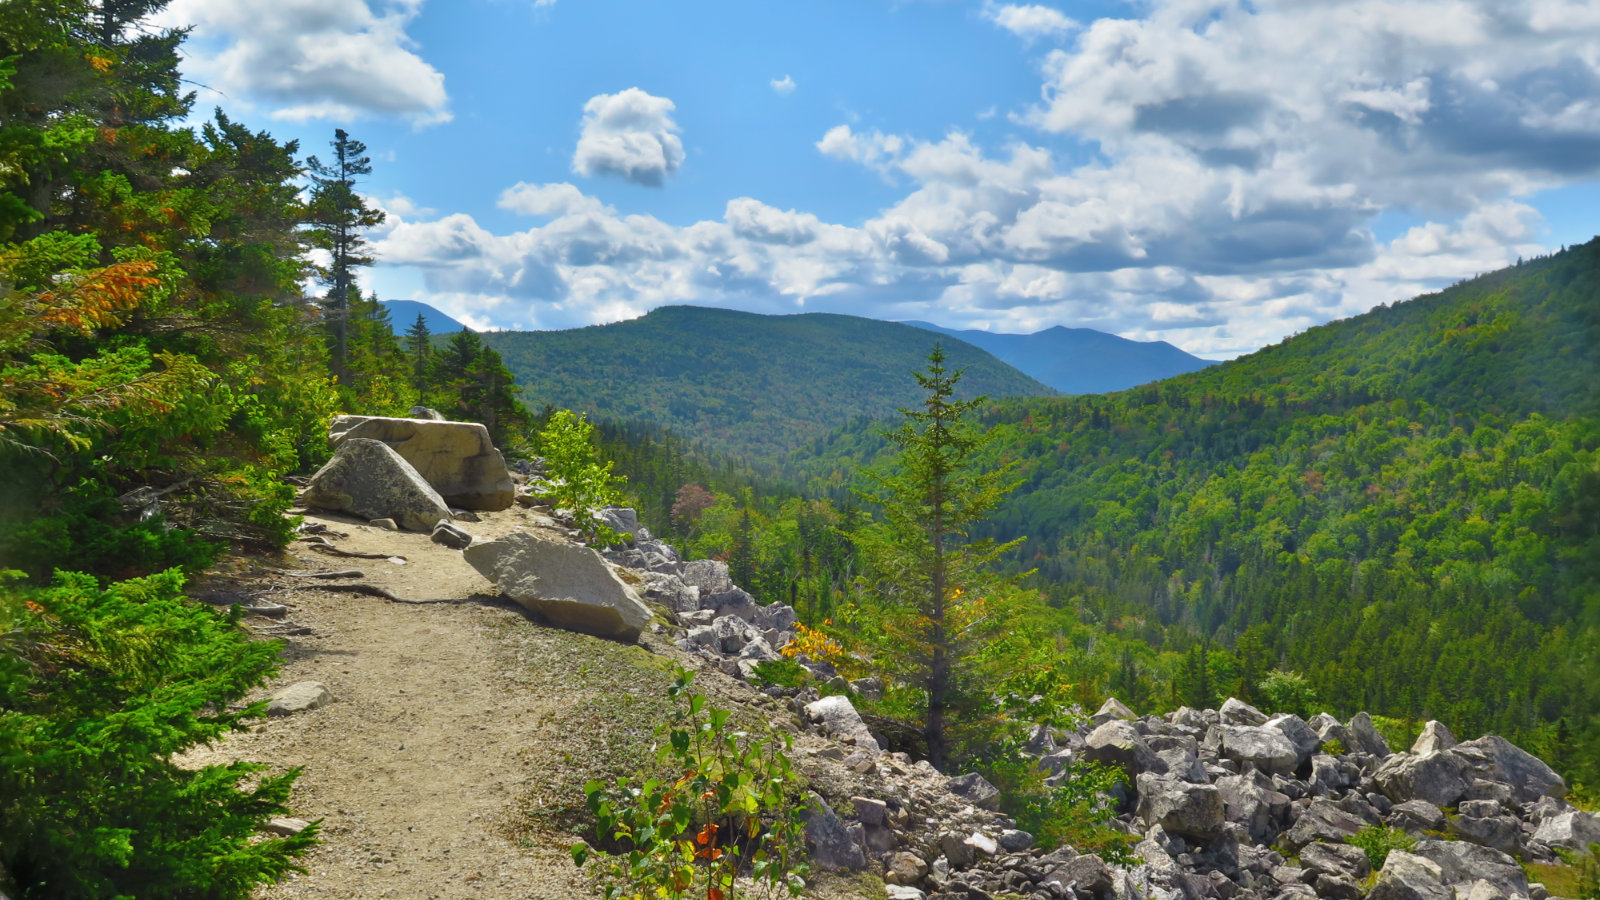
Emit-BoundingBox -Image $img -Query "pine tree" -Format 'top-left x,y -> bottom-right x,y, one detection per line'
857,346 -> 1024,770
405,313 -> 432,389
306,129 -> 385,381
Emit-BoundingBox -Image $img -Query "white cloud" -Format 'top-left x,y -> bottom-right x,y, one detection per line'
372,0 -> 1597,356
770,75 -> 797,95
572,88 -> 685,187
983,2 -> 1076,40
157,0 -> 450,126
498,182 -> 612,218
816,125 -> 905,177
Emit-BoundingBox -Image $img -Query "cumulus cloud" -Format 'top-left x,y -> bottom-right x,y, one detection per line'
572,89 -> 685,187
983,2 -> 1076,40
157,0 -> 450,126
770,75 -> 797,95
1024,0 -> 1600,211
370,0 -> 1597,355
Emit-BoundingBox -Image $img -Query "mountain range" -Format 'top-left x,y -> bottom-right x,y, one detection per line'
904,320 -> 1212,394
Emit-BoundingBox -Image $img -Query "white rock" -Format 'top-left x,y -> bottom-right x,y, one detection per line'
267,681 -> 331,716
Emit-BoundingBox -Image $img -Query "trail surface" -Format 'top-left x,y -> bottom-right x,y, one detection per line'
187,508 -> 596,899
186,506 -> 878,900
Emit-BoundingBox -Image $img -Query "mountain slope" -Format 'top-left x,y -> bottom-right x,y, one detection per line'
794,241 -> 1600,780
482,305 -> 1054,462
382,299 -> 469,335
904,321 -> 1212,394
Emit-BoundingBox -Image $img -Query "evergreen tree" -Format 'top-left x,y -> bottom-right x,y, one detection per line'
856,346 -> 1024,770
729,507 -> 756,590
405,312 -> 432,389
305,129 -> 384,381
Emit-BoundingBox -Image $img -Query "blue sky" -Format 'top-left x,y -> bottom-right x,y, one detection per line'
160,0 -> 1600,358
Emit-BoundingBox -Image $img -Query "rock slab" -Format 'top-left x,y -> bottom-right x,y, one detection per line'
463,533 -> 651,641
330,415 -> 514,511
301,439 -> 452,533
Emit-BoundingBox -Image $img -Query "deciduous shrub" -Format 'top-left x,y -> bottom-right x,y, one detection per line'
538,408 -> 629,545
574,666 -> 808,899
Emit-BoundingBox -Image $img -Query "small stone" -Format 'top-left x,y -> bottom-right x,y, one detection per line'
369,517 -> 399,531
851,796 -> 887,826
430,521 -> 473,549
264,817 -> 312,836
998,829 -> 1034,852
267,681 -> 332,716
885,850 -> 928,885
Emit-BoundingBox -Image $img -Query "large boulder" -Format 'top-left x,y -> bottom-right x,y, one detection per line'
1409,839 -> 1529,898
800,792 -> 866,871
1532,810 -> 1600,853
1220,697 -> 1269,726
1266,714 -> 1323,768
1217,725 -> 1300,775
681,559 -> 735,596
803,695 -> 880,752
1216,772 -> 1290,844
1282,799 -> 1366,851
1136,774 -> 1226,840
1367,851 -> 1452,900
1350,712 -> 1393,758
301,438 -> 452,532
463,533 -> 651,641
1411,721 -> 1458,755
329,414 -> 514,510
1452,735 -> 1566,804
946,773 -> 1003,811
1374,750 -> 1471,807
1084,719 -> 1165,777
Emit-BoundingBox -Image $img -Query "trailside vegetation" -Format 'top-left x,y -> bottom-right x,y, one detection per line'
851,346 -> 1024,770
0,570 -> 317,898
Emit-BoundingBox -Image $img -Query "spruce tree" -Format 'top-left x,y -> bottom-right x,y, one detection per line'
306,129 -> 385,381
405,312 -> 432,389
857,346 -> 1023,770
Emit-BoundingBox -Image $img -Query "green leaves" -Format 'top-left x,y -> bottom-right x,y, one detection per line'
538,408 -> 629,546
0,570 -> 316,898
574,665 -> 809,899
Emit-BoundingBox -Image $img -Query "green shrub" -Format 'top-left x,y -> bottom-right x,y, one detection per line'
1347,825 -> 1416,871
0,481 -> 223,583
0,569 -> 316,898
537,409 -> 629,545
750,657 -> 808,690
575,666 -> 808,899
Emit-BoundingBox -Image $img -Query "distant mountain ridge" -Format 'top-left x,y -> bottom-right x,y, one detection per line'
381,300 -> 469,335
903,320 -> 1211,394
481,305 -> 1054,462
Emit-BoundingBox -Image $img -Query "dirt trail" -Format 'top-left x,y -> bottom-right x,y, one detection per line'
186,507 -> 598,899
187,506 -> 878,900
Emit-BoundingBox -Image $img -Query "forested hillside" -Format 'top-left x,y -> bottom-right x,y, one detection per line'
482,305 -> 1054,462
789,243 -> 1600,787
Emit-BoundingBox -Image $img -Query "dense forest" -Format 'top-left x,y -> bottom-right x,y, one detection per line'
776,243 -> 1600,791
481,305 -> 1054,463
